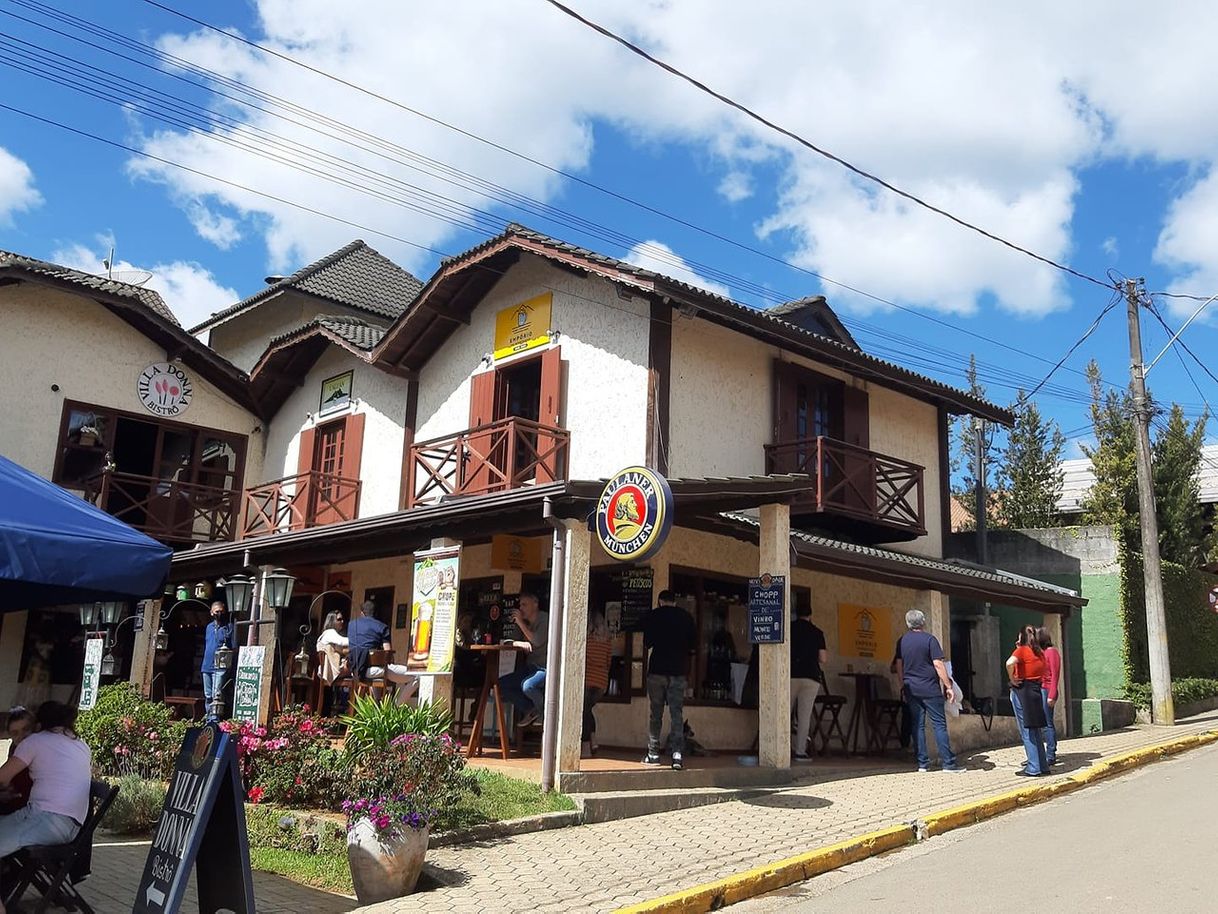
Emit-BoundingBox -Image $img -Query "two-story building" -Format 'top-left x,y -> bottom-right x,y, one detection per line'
158,225 -> 1083,779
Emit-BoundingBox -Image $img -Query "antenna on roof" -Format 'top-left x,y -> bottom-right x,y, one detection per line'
100,241 -> 152,286
103,245 -> 114,278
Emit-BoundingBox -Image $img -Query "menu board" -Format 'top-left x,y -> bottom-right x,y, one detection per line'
616,566 -> 654,629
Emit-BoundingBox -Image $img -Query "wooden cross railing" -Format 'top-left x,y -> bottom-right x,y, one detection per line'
240,470 -> 361,539
407,417 -> 571,507
84,471 -> 239,544
764,436 -> 925,536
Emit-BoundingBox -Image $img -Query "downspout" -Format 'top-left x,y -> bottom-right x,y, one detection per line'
540,496 -> 567,793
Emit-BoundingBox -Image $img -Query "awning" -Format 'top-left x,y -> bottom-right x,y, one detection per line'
0,454 -> 173,611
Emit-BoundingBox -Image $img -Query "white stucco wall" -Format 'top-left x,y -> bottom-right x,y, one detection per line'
261,347 -> 409,518
414,255 -> 650,483
666,316 -> 945,558
206,291 -> 386,373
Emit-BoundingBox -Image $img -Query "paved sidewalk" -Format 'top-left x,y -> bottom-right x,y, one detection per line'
359,711 -> 1218,914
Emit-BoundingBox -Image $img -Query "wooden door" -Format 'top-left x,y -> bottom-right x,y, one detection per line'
310,420 -> 347,525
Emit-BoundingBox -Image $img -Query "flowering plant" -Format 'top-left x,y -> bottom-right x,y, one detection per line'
343,732 -> 479,836
221,705 -> 347,808
77,683 -> 187,780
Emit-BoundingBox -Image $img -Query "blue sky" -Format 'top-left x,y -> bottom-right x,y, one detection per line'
3,0 -> 1218,468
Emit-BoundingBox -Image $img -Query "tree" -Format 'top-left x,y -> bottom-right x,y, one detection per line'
1153,403 -> 1213,566
996,392 -> 1066,528
950,355 -> 995,530
1080,360 -> 1141,547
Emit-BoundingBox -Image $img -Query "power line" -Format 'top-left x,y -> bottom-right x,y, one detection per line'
1145,299 -> 1218,391
539,0 -> 1117,293
1024,289 -> 1123,400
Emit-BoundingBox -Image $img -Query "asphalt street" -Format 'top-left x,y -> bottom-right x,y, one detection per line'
731,740 -> 1218,914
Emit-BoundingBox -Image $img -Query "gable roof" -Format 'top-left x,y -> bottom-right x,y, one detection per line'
767,296 -> 860,349
190,240 -> 424,334
0,250 -> 179,325
0,249 -> 259,416
373,225 -> 1014,424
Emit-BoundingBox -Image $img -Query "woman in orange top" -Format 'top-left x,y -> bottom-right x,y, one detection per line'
1006,625 -> 1049,777
583,611 -> 613,758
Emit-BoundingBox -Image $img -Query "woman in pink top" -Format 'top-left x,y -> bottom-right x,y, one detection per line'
1037,627 -> 1062,766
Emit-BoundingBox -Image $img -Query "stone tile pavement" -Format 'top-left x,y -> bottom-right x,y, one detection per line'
13,713 -> 1217,914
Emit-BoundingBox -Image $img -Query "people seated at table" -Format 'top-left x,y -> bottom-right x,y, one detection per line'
583,611 -> 613,758
346,601 -> 418,697
316,611 -> 350,715
497,594 -> 549,727
0,701 -> 92,861
0,707 -> 33,815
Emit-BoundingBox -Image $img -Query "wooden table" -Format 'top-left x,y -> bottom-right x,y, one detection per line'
839,672 -> 885,754
164,695 -> 203,721
465,643 -> 527,760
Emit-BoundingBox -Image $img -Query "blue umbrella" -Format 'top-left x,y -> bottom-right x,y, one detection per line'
0,453 -> 173,611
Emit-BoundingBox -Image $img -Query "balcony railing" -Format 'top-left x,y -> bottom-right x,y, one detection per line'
765,436 -> 925,539
407,417 -> 571,507
240,470 -> 362,539
84,471 -> 239,545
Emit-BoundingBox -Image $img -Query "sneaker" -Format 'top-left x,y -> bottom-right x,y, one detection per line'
917,766 -> 929,773
671,752 -> 684,770
1014,769 -> 1046,777
642,752 -> 663,765
793,752 -> 810,761
942,766 -> 966,773
517,710 -> 540,728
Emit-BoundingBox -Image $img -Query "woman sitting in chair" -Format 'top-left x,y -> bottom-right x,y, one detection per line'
0,701 -> 92,861
317,611 -> 350,716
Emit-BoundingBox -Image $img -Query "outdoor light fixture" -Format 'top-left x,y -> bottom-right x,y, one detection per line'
97,600 -> 125,626
175,584 -> 190,602
222,574 -> 255,617
100,649 -> 118,678
78,604 -> 96,628
214,642 -> 234,672
292,642 -> 311,678
263,568 -> 296,610
194,581 -> 213,601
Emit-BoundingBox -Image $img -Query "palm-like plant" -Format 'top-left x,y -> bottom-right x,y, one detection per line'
341,695 -> 453,762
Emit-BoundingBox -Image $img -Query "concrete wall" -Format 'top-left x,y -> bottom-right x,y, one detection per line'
206,290 -> 383,373
261,347 -> 409,518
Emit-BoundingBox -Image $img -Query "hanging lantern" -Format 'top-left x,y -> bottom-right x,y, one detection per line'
214,642 -> 234,672
97,600 -> 125,626
175,584 -> 190,603
154,626 -> 169,653
222,574 -> 255,617
78,604 -> 96,628
194,580 -> 213,601
100,650 -> 118,678
292,642 -> 311,678
264,568 -> 296,610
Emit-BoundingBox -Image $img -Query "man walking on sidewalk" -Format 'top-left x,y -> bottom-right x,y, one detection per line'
641,590 -> 697,770
791,603 -> 828,760
894,609 -> 963,773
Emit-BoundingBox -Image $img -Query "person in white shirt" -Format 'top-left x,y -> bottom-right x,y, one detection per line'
317,611 -> 350,685
0,701 -> 92,860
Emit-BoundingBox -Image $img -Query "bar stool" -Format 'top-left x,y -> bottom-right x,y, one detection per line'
812,671 -> 849,754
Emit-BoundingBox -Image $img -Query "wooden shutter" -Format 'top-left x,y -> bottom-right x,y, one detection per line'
340,412 -> 365,519
297,426 -> 317,476
465,370 -> 498,495
841,385 -> 873,513
537,347 -> 564,483
291,426 -> 317,530
842,386 -> 870,449
469,370 -> 496,427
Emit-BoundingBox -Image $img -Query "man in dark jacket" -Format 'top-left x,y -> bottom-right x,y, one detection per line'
790,604 -> 828,760
640,590 -> 696,770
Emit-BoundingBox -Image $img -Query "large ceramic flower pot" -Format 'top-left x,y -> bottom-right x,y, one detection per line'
346,819 -> 429,903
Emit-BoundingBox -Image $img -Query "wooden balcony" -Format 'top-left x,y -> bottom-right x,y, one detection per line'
85,471 -> 238,545
765,436 -> 926,543
240,471 -> 361,539
407,417 -> 571,507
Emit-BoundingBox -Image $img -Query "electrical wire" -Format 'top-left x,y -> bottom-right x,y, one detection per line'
1024,288 -> 1123,400
538,0 -> 1117,293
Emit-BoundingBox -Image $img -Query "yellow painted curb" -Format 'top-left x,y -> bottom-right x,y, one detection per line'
614,824 -> 915,914
618,728 -> 1218,914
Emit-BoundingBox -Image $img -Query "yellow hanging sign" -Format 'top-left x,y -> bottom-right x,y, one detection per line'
494,292 -> 552,360
837,603 -> 894,661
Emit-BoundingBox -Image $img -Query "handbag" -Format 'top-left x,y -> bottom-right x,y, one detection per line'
1018,680 -> 1048,730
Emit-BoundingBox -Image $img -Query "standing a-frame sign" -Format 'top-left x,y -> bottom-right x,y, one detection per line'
132,723 -> 255,914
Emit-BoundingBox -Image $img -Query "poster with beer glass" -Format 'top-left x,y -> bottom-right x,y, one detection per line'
411,546 -> 461,673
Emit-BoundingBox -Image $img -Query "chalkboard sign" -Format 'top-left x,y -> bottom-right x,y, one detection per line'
133,724 -> 255,914
748,574 -> 785,644
616,567 -> 654,629
231,645 -> 265,723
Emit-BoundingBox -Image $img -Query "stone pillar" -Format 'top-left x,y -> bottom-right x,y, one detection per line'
1042,610 -> 1068,735
557,522 -> 591,773
971,615 -> 1002,702
254,569 -> 278,725
128,598 -> 161,698
918,590 -> 949,654
757,503 -> 791,769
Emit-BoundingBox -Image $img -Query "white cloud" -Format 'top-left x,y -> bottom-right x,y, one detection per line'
624,240 -> 730,298
1102,236 -> 1119,257
125,1 -> 1218,318
0,146 -> 42,227
51,240 -> 239,328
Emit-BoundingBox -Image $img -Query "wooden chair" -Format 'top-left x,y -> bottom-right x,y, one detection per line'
869,677 -> 905,753
812,671 -> 849,754
353,649 -> 393,701
313,651 -> 353,716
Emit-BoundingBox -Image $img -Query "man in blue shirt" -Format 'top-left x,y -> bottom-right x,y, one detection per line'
201,600 -> 236,720
893,609 -> 963,773
346,601 -> 417,697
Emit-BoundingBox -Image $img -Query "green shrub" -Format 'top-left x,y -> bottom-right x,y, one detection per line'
244,803 -> 347,857
100,775 -> 167,835
78,683 -> 188,780
221,706 -> 348,809
1123,677 -> 1218,710
341,695 -> 452,762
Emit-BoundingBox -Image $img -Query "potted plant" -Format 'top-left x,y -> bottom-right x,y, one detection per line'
343,731 -> 478,902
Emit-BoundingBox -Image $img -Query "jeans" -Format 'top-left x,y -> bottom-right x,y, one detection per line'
0,805 -> 79,858
790,678 -> 822,755
202,670 -> 228,719
582,686 -> 604,742
1042,688 -> 1058,763
647,674 -> 687,755
907,693 -> 957,769
1010,687 -> 1049,775
499,666 -> 547,714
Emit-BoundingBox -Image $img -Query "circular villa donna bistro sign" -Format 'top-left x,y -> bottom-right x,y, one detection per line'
137,362 -> 193,417
595,466 -> 674,562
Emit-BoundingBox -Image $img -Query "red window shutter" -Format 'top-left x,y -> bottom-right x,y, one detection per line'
297,427 -> 317,476
469,370 -> 496,427
465,370 -> 499,495
539,346 -> 563,427
342,413 -> 366,479
292,426 -> 317,530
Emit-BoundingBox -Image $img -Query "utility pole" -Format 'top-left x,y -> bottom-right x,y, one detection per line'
1125,278 -> 1174,725
973,417 -> 989,566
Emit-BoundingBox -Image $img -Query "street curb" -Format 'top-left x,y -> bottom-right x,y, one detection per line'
615,728 -> 1218,914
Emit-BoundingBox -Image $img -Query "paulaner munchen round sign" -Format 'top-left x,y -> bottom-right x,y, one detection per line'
595,466 -> 674,563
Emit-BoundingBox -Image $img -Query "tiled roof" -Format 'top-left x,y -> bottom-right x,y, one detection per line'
266,314 -> 386,355
427,225 -> 1011,422
191,240 -> 423,333
1057,447 -> 1218,514
0,249 -> 179,325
